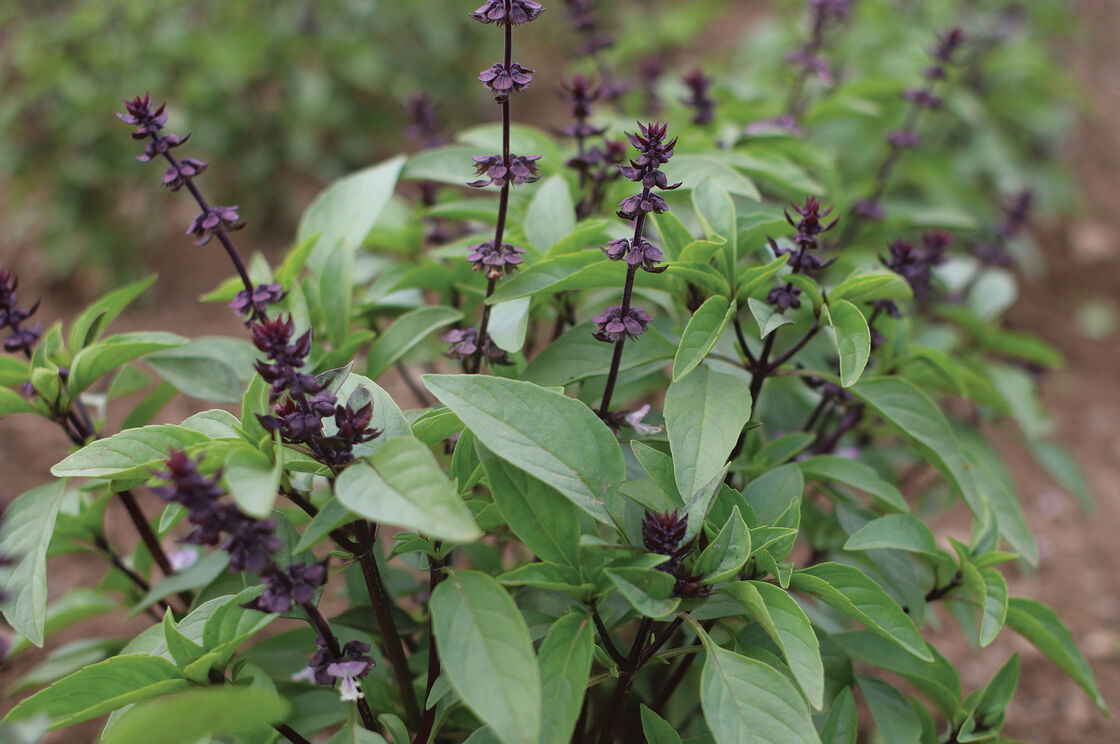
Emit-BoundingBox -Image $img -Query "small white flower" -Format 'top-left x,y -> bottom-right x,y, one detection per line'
291,665 -> 317,683
168,548 -> 199,572
625,404 -> 663,435
327,661 -> 370,702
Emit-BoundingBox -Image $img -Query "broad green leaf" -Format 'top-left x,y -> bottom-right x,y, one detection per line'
122,381 -> 177,430
431,571 -> 541,744
537,613 -> 593,744
4,655 -> 189,728
146,336 -> 263,403
0,481 -> 69,646
695,624 -> 820,744
1005,597 -> 1107,713
743,464 -> 802,560
335,437 -> 481,543
4,589 -> 119,656
423,375 -> 625,527
819,688 -> 857,744
844,515 -> 938,556
695,506 -> 751,584
545,219 -> 611,257
366,306 -> 462,379
640,706 -> 683,744
403,144 -> 486,185
605,566 -> 680,618
827,301 -> 870,387
0,386 -> 40,417
973,654 -> 1020,727
523,321 -> 676,387
630,441 -> 684,507
857,676 -> 921,744
68,332 -> 187,396
665,366 -> 752,501
525,175 -> 576,253
0,356 -> 29,387
51,425 -> 210,479
828,271 -> 912,306
790,563 -> 932,661
297,155 -> 406,272
692,179 -> 739,276
674,297 -> 735,382
162,610 -> 205,671
651,212 -> 696,260
670,154 -> 761,201
961,564 -> 1009,648
478,445 -> 580,569
723,581 -> 824,709
294,497 -> 356,552
132,551 -> 229,615
832,630 -> 961,719
68,275 -> 158,352
849,379 -> 986,537
488,298 -> 532,353
223,447 -> 282,519
797,455 -> 908,513
486,252 -> 603,305
747,298 -> 792,338
724,150 -> 824,194
101,687 -> 290,744
274,235 -> 319,288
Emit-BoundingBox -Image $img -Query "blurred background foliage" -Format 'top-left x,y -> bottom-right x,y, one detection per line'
0,0 -> 1078,283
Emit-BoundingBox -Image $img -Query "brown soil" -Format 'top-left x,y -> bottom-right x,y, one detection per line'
2,2 -> 1119,742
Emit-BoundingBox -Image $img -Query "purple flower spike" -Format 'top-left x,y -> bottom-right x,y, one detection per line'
161,158 -> 208,191
682,69 -> 717,125
230,283 -> 286,317
443,328 -> 509,364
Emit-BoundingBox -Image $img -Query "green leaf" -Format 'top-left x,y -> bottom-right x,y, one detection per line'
849,379 -> 991,537
0,481 -> 69,646
665,366 -> 752,501
224,446 -> 282,519
335,437 -> 481,543
162,610 -> 205,671
735,255 -> 790,300
297,155 -> 406,272
789,563 -> 932,661
640,705 -> 683,744
831,630 -> 961,720
747,298 -> 793,338
827,301 -> 870,387
478,445 -> 580,569
523,321 -> 676,388
68,332 -> 187,396
631,441 -> 684,507
486,252 -> 603,305
651,212 -> 696,260
431,571 -> 542,744
1029,441 -> 1094,513
146,336 -> 260,403
695,623 -> 820,744
545,219 -> 611,257
0,356 -> 30,387
275,235 -> 319,288
844,515 -> 938,556
525,175 -> 576,253
424,375 -> 625,527
695,506 -> 752,584
0,386 -> 40,418
68,275 -> 157,353
487,298 -> 532,354
1005,597 -> 1107,713
722,581 -> 824,709
973,654 -> 1020,727
51,425 -> 210,479
960,564 -> 1009,648
101,687 -> 290,744
366,306 -> 463,379
295,497 -> 356,552
537,613 -> 593,744
674,297 -> 735,382
4,589 -> 119,657
797,455 -> 908,512
123,381 -> 177,430
692,179 -> 739,276
828,271 -> 913,306
605,566 -> 680,618
857,676 -> 921,744
4,654 -> 190,728
819,688 -> 858,744
670,154 -> 761,201
131,551 -> 229,615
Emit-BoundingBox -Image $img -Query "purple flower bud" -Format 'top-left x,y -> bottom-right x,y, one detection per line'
466,241 -> 526,278
852,199 -> 886,221
903,88 -> 942,110
471,0 -> 544,25
767,284 -> 803,311
592,305 -> 652,342
642,509 -> 689,557
932,27 -> 967,64
479,62 -> 535,98
442,328 -> 510,364
468,154 -> 543,188
186,206 -> 244,246
682,69 -> 717,125
161,158 -> 208,191
229,283 -> 286,317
